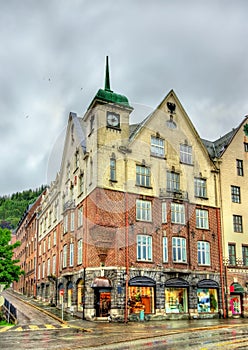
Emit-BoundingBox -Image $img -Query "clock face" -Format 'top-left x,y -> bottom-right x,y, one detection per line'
107,112 -> 120,128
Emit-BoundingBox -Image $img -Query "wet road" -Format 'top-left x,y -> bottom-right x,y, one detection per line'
1,290 -> 248,349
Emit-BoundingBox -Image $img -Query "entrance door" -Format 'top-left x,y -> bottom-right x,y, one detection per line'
94,290 -> 111,317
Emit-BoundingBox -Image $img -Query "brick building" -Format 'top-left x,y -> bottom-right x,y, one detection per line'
20,57 -> 223,321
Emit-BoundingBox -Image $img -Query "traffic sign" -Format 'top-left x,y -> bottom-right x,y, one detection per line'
60,289 -> 64,296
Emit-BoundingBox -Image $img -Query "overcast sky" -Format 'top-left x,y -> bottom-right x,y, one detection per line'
1,0 -> 248,196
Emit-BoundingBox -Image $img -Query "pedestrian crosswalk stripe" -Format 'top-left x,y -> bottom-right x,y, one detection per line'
1,324 -> 70,332
0,326 -> 12,332
29,325 -> 40,330
14,327 -> 23,332
45,324 -> 56,329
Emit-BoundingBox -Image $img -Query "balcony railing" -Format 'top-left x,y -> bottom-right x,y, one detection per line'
223,258 -> 248,268
159,188 -> 188,201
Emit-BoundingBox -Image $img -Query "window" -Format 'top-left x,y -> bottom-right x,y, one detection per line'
79,173 -> 84,194
228,244 -> 236,265
231,186 -> 241,203
244,143 -> 248,152
110,157 -> 116,181
78,239 -> 83,265
137,235 -> 152,261
38,264 -> 41,280
43,240 -> 46,254
167,171 -> 180,192
70,212 -> 75,232
171,203 -> 185,224
52,255 -> 56,275
53,230 -> 56,246
136,200 -> 152,221
78,207 -> 83,228
48,236 -> 51,250
196,209 -> 209,229
197,241 -> 210,265
136,165 -> 151,187
63,245 -> 67,268
197,289 -> 218,313
165,288 -> 188,313
242,246 -> 248,266
75,151 -> 79,169
236,159 -> 243,176
233,215 -> 243,233
180,144 -> 192,164
69,243 -> 74,267
162,202 -> 167,223
151,136 -> 164,157
47,258 -> 51,276
172,237 -> 187,262
194,178 -> 207,198
64,215 -> 68,234
163,237 -> 168,262
42,261 -> 45,278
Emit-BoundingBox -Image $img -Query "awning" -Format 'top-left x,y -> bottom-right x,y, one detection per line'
91,277 -> 112,288
197,279 -> 219,289
164,278 -> 189,288
129,276 -> 155,287
230,283 -> 244,293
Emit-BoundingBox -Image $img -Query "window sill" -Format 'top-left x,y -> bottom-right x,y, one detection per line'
135,184 -> 153,189
136,260 -> 153,263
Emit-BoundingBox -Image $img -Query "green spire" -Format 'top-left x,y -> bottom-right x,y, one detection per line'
104,56 -> 112,92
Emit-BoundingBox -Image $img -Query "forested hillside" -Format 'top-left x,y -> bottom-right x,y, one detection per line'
0,186 -> 46,230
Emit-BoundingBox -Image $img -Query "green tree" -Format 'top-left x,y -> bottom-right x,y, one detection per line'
0,228 -> 23,289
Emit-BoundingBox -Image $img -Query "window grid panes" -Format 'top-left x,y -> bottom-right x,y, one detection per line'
110,158 -> 116,181
171,203 -> 185,224
180,144 -> 192,164
167,172 -> 180,192
137,235 -> 152,261
194,178 -> 207,198
244,143 -> 248,152
78,239 -> 82,265
196,209 -> 209,229
231,186 -> 241,203
242,245 -> 248,266
63,245 -> 67,268
172,237 -> 187,262
162,202 -> 167,223
228,244 -> 236,265
69,243 -> 74,267
163,237 -> 168,262
197,241 -> 210,265
136,200 -> 152,221
236,159 -> 244,176
136,165 -> 151,187
233,215 -> 243,233
151,136 -> 164,157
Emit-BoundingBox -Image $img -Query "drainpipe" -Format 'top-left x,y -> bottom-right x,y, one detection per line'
217,205 -> 226,318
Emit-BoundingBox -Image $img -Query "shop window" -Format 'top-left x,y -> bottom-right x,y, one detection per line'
230,295 -> 241,315
128,286 -> 155,314
165,288 -> 188,313
197,288 -> 218,313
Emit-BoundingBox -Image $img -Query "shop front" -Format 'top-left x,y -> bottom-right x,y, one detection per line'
91,277 -> 112,318
164,278 -> 188,314
197,279 -> 219,314
229,282 -> 244,317
128,276 -> 155,315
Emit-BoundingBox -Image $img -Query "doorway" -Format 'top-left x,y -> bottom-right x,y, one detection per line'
94,290 -> 111,317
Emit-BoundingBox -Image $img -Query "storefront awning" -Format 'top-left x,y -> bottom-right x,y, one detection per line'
230,283 -> 244,293
197,279 -> 219,289
129,276 -> 155,287
91,277 -> 112,288
164,278 -> 189,288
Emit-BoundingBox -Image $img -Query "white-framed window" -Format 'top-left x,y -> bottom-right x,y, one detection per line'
136,199 -> 152,221
151,136 -> 164,157
52,255 -> 56,275
171,203 -> 185,224
75,151 -> 79,169
78,239 -> 82,265
43,240 -> 46,254
42,261 -> 45,278
63,245 -> 67,268
69,243 -> 74,267
70,212 -> 75,232
136,165 -> 151,187
180,144 -> 192,164
167,171 -> 180,192
48,236 -> 51,250
38,264 -> 41,280
197,241 -> 210,265
163,236 -> 168,262
194,178 -> 207,198
137,235 -> 152,261
162,202 -> 167,223
196,209 -> 209,229
39,244 -> 41,256
172,237 -> 187,262
64,215 -> 68,234
53,230 -> 56,246
110,157 -> 116,181
47,258 -> 50,276
79,173 -> 84,194
78,206 -> 83,228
